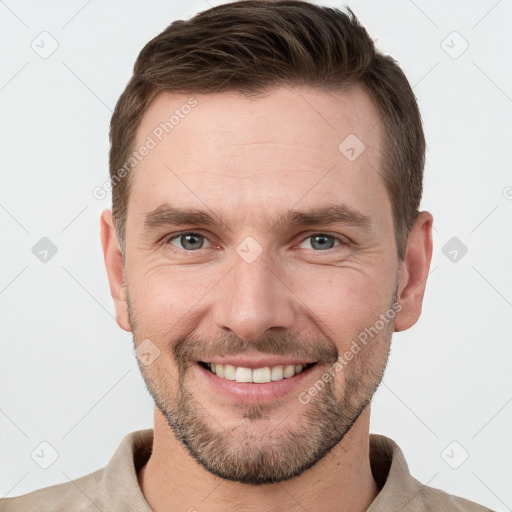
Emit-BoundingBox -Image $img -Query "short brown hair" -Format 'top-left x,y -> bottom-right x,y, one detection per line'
109,0 -> 425,261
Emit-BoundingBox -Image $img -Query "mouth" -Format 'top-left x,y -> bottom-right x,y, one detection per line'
198,360 -> 318,383
195,359 -> 320,403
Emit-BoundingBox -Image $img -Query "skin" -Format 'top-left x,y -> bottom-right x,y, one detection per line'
101,85 -> 433,512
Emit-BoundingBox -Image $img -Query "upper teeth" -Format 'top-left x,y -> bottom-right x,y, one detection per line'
206,363 -> 308,383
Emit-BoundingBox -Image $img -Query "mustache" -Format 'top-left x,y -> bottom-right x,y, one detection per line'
173,329 -> 339,369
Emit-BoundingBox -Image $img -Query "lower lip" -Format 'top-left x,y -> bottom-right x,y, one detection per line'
195,362 -> 319,403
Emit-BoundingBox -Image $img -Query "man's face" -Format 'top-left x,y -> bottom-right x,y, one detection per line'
121,85 -> 401,484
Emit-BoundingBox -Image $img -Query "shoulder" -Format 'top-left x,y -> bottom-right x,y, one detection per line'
368,433 -> 494,512
0,468 -> 107,512
0,428 -> 153,512
410,479 -> 495,511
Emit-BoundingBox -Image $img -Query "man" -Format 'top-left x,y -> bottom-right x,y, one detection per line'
1,1 -> 493,511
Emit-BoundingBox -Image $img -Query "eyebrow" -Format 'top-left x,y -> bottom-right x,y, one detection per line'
143,203 -> 372,233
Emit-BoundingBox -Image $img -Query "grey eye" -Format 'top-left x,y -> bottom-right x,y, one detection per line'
310,234 -> 336,250
298,234 -> 341,251
171,233 -> 207,250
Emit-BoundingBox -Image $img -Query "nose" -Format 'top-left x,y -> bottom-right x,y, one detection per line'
213,248 -> 296,341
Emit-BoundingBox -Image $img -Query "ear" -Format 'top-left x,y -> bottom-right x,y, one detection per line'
394,211 -> 433,332
100,209 -> 131,332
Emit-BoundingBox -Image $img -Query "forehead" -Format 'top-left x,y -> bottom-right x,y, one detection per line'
129,85 -> 388,227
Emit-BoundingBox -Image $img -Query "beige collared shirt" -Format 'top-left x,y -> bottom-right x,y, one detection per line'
0,429 -> 493,511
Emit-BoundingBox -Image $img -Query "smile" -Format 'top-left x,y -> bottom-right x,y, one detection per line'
199,361 -> 317,383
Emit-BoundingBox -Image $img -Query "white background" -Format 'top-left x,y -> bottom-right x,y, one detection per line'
1,1 -> 511,510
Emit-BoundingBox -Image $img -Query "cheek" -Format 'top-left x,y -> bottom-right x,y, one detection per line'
289,266 -> 393,343
129,266 -> 218,335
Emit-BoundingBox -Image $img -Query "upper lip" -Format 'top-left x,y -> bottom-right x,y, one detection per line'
199,356 -> 317,369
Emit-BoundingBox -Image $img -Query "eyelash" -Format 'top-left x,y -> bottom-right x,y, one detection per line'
161,231 -> 350,253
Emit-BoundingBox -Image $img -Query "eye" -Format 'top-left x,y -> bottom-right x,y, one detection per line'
166,232 -> 213,251
298,233 -> 348,251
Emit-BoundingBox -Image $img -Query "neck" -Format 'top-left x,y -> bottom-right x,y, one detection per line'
138,406 -> 379,512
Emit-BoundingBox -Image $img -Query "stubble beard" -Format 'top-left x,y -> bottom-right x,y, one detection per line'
127,289 -> 395,485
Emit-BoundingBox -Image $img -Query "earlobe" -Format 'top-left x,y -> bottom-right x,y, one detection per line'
393,211 -> 433,332
100,209 -> 131,332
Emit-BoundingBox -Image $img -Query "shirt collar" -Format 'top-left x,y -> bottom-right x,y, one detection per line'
102,428 -> 154,512
366,433 -> 425,511
101,429 -> 422,511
